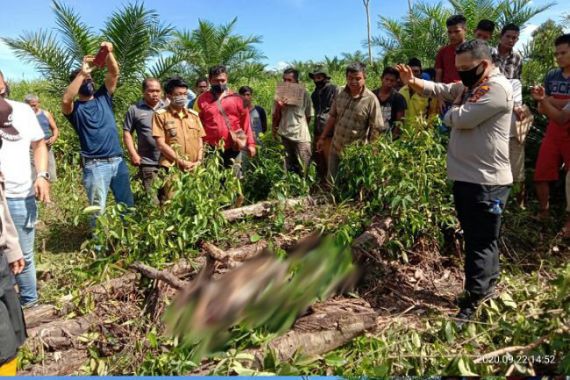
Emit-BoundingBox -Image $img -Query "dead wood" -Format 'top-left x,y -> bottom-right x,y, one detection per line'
352,217 -> 393,262
130,261 -> 188,290
25,315 -> 96,352
20,349 -> 90,376
251,298 -> 377,364
222,196 -> 314,222
189,298 -> 377,374
24,304 -> 59,329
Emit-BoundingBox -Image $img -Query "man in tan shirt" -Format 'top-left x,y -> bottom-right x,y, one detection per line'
397,39 -> 513,325
153,77 -> 206,171
317,62 -> 384,183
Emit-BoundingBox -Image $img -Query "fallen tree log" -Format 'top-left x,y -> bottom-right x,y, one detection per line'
20,349 -> 90,376
25,315 -> 96,352
352,217 -> 393,262
130,261 -> 188,290
250,298 -> 377,365
222,196 -> 314,222
189,297 -> 377,375
24,304 -> 60,329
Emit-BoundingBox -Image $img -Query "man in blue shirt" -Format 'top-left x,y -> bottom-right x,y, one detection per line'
62,42 -> 134,225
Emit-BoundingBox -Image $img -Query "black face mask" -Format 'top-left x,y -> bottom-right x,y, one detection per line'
458,62 -> 485,88
314,80 -> 326,88
211,83 -> 227,94
79,80 -> 95,97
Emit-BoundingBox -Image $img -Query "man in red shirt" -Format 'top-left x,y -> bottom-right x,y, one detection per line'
194,65 -> 256,168
435,15 -> 467,84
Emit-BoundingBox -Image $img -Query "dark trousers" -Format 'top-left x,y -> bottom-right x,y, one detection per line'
453,181 -> 510,299
139,165 -> 161,204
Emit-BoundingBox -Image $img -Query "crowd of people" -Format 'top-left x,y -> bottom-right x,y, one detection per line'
0,12 -> 569,374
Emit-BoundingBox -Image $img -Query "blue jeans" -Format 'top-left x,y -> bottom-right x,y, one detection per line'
82,157 -> 134,226
7,196 -> 38,307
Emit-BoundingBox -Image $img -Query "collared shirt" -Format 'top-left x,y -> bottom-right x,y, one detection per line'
491,46 -> 523,80
423,67 -> 514,185
330,86 -> 384,153
311,82 -> 339,136
152,106 -> 206,167
194,91 -> 255,149
123,99 -> 165,166
435,44 -> 461,84
276,90 -> 313,143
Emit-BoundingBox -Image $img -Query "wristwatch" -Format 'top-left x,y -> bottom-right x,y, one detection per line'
36,172 -> 50,181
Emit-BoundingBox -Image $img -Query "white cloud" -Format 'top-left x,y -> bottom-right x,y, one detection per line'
519,23 -> 539,46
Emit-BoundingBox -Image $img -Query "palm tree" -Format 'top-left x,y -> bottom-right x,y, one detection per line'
362,0 -> 374,66
170,18 -> 265,81
373,0 -> 554,67
2,1 -> 175,110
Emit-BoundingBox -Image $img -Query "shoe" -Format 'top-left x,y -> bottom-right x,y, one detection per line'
455,306 -> 476,329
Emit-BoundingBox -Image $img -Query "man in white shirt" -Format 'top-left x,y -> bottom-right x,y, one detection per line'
0,70 -> 50,308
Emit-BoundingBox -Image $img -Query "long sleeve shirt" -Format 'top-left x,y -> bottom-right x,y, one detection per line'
422,67 -> 514,185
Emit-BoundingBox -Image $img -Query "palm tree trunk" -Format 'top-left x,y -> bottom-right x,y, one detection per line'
363,0 -> 373,66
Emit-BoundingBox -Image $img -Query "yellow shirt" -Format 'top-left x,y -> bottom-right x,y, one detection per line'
399,85 -> 437,125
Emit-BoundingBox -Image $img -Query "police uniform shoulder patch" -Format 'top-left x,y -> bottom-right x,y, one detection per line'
187,108 -> 199,116
155,108 -> 167,115
468,84 -> 491,103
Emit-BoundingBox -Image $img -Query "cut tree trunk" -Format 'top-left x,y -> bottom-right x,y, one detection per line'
221,197 -> 314,222
24,304 -> 60,329
190,298 -> 377,374
352,217 -> 393,262
20,349 -> 90,376
250,298 -> 377,365
25,315 -> 96,352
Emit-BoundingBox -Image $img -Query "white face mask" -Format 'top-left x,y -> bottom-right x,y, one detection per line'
172,95 -> 188,107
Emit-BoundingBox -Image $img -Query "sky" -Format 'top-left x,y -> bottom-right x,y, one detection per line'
0,0 -> 568,81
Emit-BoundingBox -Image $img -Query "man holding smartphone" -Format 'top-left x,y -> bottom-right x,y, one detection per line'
62,42 -> 134,226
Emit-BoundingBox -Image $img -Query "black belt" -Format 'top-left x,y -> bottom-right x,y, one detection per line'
82,156 -> 122,163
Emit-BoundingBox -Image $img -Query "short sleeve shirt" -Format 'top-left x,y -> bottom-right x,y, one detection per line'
152,106 -> 206,167
276,90 -> 313,143
330,87 -> 384,153
435,44 -> 461,84
0,100 -> 45,198
65,86 -> 123,159
123,100 -> 164,165
373,88 -> 407,129
544,69 -> 570,139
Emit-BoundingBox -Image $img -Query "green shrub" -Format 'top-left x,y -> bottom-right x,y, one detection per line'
336,120 -> 455,249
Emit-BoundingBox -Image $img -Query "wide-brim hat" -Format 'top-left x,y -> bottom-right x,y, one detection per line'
0,97 -> 21,142
308,67 -> 331,80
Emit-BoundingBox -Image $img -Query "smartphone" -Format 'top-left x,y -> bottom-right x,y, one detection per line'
93,46 -> 109,68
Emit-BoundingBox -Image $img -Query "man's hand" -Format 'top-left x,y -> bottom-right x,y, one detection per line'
46,136 -> 57,146
9,258 -> 25,275
101,41 -> 113,53
81,56 -> 95,76
395,64 -> 414,85
514,106 -> 525,121
531,85 -> 545,102
130,153 -> 142,166
247,145 -> 256,158
316,138 -> 324,153
34,177 -> 51,203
